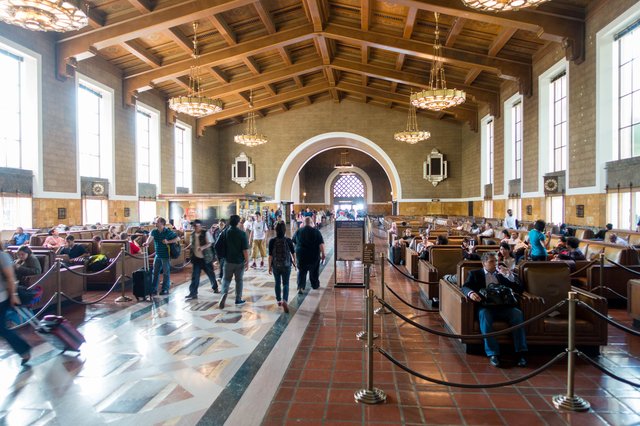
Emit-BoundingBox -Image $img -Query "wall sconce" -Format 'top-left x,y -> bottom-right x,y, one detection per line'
302,192 -> 307,203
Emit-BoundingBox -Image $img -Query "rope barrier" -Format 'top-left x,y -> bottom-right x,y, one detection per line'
59,251 -> 124,276
588,285 -> 628,300
577,351 -> 640,388
386,258 -> 432,284
377,346 -> 567,389
604,258 -> 640,276
377,297 -> 567,339
8,294 -> 58,330
23,263 -> 58,290
384,282 -> 438,313
569,259 -> 599,277
58,277 -> 123,305
577,301 -> 640,337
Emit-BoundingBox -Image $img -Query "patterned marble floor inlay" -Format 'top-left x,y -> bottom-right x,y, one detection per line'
0,226 -> 336,426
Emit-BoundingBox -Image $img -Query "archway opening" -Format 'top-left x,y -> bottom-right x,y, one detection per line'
332,173 -> 365,214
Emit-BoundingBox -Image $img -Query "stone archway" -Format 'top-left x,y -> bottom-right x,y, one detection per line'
274,132 -> 401,202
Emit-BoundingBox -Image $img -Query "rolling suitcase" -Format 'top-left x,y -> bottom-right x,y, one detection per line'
389,245 -> 401,265
132,247 -> 152,301
15,306 -> 86,352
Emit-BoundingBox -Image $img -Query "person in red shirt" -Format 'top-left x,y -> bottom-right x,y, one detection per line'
120,232 -> 140,254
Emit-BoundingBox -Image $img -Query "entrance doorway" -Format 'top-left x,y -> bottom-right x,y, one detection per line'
333,174 -> 365,216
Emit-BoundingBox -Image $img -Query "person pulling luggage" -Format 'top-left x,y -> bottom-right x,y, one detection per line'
186,220 -> 219,300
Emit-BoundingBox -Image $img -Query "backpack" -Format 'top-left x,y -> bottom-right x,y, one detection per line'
85,254 -> 109,272
167,242 -> 181,259
273,237 -> 291,269
214,228 -> 227,259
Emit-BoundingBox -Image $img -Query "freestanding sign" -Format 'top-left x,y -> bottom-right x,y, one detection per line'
335,220 -> 365,287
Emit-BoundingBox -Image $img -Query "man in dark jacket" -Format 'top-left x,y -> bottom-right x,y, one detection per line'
218,215 -> 249,309
461,252 -> 527,368
292,217 -> 325,294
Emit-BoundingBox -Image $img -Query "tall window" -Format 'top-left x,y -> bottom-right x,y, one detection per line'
483,200 -> 493,219
551,73 -> 568,171
139,200 -> 156,223
616,23 -> 640,159
546,196 -> 564,225
487,119 -> 494,185
608,189 -> 640,230
83,199 -> 108,225
136,104 -> 159,186
333,175 -> 365,198
174,122 -> 192,192
0,195 -> 32,228
0,49 -> 22,168
78,84 -> 102,177
512,101 -> 523,179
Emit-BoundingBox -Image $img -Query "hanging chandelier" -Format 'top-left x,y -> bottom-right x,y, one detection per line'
334,150 -> 354,169
234,89 -> 268,147
411,13 -> 466,112
168,22 -> 223,118
0,0 -> 88,32
395,95 -> 431,144
460,0 -> 549,12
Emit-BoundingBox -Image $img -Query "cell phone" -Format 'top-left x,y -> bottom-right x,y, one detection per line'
469,240 -> 476,247
498,262 -> 507,268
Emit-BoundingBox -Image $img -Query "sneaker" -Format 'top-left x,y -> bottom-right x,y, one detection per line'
277,301 -> 282,306
219,293 -> 227,309
211,287 -> 220,294
282,301 -> 289,314
260,260 -> 264,268
298,289 -> 303,295
20,352 -> 31,366
185,294 -> 197,300
235,299 -> 246,306
516,355 -> 527,368
251,262 -> 257,268
159,290 -> 169,296
489,355 -> 501,368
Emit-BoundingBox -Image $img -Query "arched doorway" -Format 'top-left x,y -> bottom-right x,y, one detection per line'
331,173 -> 366,213
274,132 -> 401,202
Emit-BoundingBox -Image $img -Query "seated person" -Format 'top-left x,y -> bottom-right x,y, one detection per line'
461,252 -> 527,368
400,228 -> 413,242
461,237 -> 480,261
497,242 -> 517,271
553,236 -> 585,261
416,235 -> 434,260
11,227 -> 30,246
469,223 -> 480,235
499,229 -> 511,244
419,235 -> 449,261
389,222 -> 398,236
92,235 -> 103,254
43,228 -> 65,249
594,223 -> 613,240
108,225 -> 119,240
608,233 -> 629,247
410,230 -> 428,251
60,235 -> 89,262
479,223 -> 495,238
550,236 -> 568,255
120,232 -> 140,254
14,246 -> 42,282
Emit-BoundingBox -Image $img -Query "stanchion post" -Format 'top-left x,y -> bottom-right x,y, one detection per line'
56,259 -> 62,316
375,252 -> 390,315
357,264 -> 379,340
115,246 -> 132,302
599,253 -> 605,297
552,292 -> 590,411
355,289 -> 386,404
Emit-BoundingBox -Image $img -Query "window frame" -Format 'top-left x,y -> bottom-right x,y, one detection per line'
174,121 -> 192,192
616,23 -> 640,160
551,72 -> 568,172
135,102 -> 160,187
503,92 -> 524,197
512,101 -> 523,180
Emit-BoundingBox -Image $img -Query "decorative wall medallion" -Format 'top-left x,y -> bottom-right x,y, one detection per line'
231,152 -> 255,188
423,148 -> 448,187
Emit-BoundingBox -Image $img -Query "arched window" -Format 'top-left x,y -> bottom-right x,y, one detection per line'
333,174 -> 364,198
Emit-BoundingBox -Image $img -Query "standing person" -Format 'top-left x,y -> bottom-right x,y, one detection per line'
0,243 -> 31,365
268,222 -> 296,313
180,214 -> 191,232
504,209 -> 517,230
219,215 -> 249,309
529,219 -> 550,261
250,211 -> 268,268
186,220 -> 219,300
143,217 -> 180,295
292,217 -> 325,295
212,219 -> 226,288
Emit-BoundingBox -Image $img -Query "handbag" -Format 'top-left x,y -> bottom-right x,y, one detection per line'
479,283 -> 519,308
167,242 -> 181,259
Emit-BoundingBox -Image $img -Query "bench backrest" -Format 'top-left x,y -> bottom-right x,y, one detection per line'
520,261 -> 571,308
428,246 -> 463,278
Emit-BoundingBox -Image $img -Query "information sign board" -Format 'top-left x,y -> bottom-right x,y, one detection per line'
335,221 -> 364,261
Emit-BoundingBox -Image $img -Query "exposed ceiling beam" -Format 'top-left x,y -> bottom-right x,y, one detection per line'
173,76 -> 191,91
208,66 -> 229,83
265,84 -> 277,96
253,1 -> 276,34
57,0 -> 255,76
445,17 -> 466,47
208,14 -> 236,45
197,82 -> 329,132
125,0 -> 154,13
293,76 -> 304,88
278,46 -> 292,65
165,27 -> 193,53
87,9 -> 106,28
122,40 -> 162,68
387,0 -> 585,63
403,7 -> 418,39
361,0 -> 371,31
466,27 -> 517,85
124,24 -> 315,100
243,56 -> 260,74
315,35 -> 331,65
304,0 -> 324,31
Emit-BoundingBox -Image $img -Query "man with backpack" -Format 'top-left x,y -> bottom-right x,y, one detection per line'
216,215 -> 249,309
292,217 -> 325,294
143,217 -> 179,295
186,220 -> 218,300
268,222 -> 296,313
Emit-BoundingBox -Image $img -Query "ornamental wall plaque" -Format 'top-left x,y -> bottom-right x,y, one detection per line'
231,152 -> 255,188
423,148 -> 448,187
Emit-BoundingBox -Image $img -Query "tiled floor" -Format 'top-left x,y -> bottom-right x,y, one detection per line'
3,225 -> 640,426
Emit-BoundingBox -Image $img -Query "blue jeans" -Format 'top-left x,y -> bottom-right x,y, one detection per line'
297,260 -> 320,290
0,299 -> 31,356
152,257 -> 171,293
189,257 -> 218,296
478,307 -> 528,356
222,261 -> 244,302
218,257 -> 225,280
273,265 -> 292,302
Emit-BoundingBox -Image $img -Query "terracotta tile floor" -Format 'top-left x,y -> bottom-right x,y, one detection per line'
263,233 -> 640,426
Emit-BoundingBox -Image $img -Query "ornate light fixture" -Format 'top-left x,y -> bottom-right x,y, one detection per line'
169,22 -> 223,118
411,13 -> 466,112
395,95 -> 431,144
0,0 -> 88,31
234,89 -> 268,147
334,150 -> 354,170
461,0 -> 549,12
